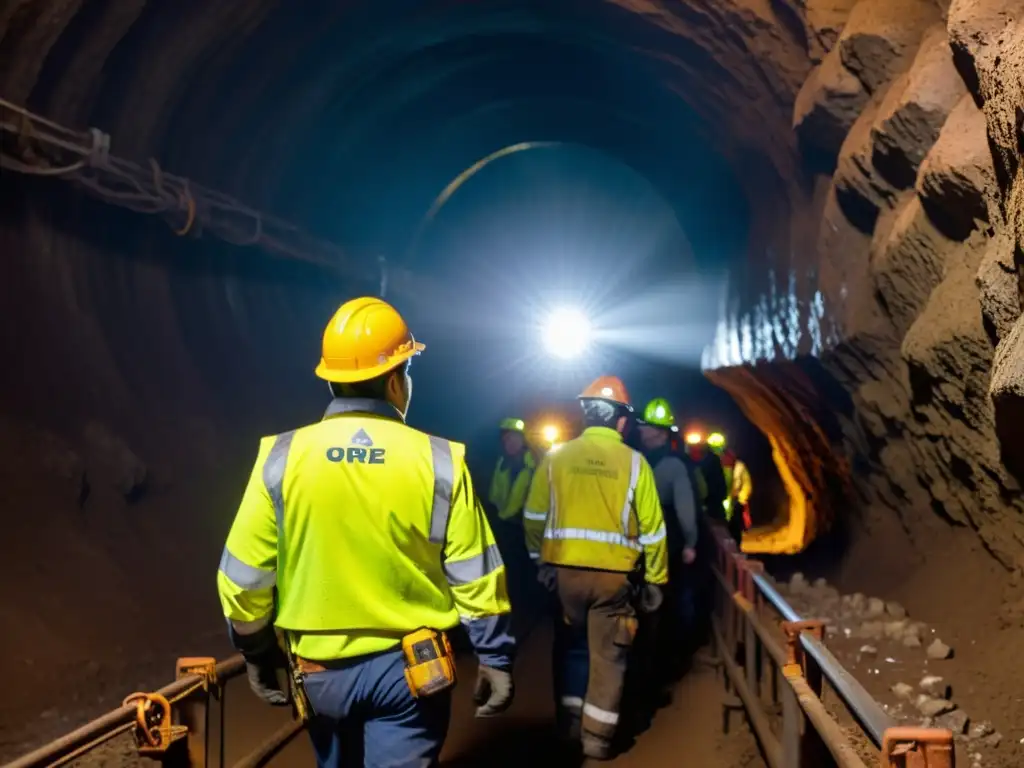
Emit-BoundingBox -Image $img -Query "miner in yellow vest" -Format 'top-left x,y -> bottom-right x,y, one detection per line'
487,417 -> 537,609
523,376 -> 668,760
487,417 -> 536,531
708,432 -> 753,542
217,297 -> 515,768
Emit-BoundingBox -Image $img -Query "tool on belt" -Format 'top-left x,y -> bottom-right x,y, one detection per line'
402,628 -> 457,698
280,634 -> 311,723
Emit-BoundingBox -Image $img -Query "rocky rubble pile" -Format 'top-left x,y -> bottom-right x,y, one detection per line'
777,573 -> 1004,767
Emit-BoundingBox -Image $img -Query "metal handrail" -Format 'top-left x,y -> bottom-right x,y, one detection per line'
751,571 -> 896,746
3,656 -> 246,768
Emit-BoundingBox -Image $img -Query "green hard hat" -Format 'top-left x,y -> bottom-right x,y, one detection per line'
642,398 -> 675,428
499,417 -> 526,433
707,431 -> 727,454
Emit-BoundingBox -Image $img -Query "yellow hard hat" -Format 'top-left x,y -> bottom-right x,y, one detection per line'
315,297 -> 425,383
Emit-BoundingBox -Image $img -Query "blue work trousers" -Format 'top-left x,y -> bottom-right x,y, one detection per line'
303,648 -> 452,768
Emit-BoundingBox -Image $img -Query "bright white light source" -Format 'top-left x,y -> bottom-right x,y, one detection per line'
541,307 -> 592,359
542,424 -> 560,443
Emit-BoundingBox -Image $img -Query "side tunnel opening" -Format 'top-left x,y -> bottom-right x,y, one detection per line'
705,356 -> 857,563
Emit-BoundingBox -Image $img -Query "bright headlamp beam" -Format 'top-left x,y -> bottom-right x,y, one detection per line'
541,307 -> 592,360
542,424 -> 560,443
685,431 -> 704,445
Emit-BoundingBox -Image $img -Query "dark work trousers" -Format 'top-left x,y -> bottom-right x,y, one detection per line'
303,648 -> 452,768
555,567 -> 637,751
621,601 -> 664,740
656,553 -> 688,677
678,525 -> 715,655
491,517 -> 536,632
727,505 -> 745,548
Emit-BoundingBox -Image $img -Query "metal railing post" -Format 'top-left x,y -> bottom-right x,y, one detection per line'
175,657 -> 218,768
781,674 -> 803,766
782,620 -> 835,767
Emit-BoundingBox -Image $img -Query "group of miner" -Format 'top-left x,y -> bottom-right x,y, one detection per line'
217,297 -> 753,768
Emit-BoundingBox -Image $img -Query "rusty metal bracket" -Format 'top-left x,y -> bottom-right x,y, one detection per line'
123,692 -> 189,756
881,727 -> 955,768
177,656 -> 219,689
781,619 -> 825,679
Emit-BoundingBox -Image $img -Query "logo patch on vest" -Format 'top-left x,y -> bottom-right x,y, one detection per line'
351,429 -> 374,446
326,428 -> 386,465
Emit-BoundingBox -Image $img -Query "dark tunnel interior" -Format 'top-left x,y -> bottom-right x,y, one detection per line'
8,0 -> 1024,762
0,0 -> 839,758
4,0 -> 769,453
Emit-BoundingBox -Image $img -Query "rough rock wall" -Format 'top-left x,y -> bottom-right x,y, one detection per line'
708,0 -> 1024,569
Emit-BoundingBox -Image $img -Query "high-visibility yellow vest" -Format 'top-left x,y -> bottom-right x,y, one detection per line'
732,460 -> 752,505
522,426 -> 668,584
488,451 -> 536,521
723,460 -> 752,519
217,398 -> 511,661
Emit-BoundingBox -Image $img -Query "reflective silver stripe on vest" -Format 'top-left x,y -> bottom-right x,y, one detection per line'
522,508 -> 547,522
443,543 -> 504,586
639,526 -> 667,546
543,527 -> 642,551
620,451 -> 642,537
428,435 -> 454,544
263,431 -> 295,534
544,458 -> 556,538
219,547 -> 276,590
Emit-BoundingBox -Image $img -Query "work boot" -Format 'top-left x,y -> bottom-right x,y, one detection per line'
581,734 -> 613,760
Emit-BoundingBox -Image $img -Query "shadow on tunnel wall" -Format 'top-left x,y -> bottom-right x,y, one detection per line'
705,355 -> 860,572
0,175 -> 340,446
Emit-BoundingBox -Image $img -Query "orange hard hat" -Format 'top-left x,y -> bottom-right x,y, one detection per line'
578,375 -> 632,409
315,297 -> 425,383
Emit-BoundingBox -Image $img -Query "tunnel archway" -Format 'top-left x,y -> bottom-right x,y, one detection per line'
18,0 -> 1024,756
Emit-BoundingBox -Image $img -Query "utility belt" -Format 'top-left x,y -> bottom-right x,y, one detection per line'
283,628 -> 458,721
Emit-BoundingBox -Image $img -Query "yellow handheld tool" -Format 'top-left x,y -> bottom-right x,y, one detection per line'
402,628 -> 457,698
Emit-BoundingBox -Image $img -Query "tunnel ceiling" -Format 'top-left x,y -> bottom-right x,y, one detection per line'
5,0 -> 813,262
16,0 -> 1024,571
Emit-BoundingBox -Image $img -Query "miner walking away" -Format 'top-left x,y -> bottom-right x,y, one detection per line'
636,397 -> 700,675
217,296 -> 515,768
524,375 -> 668,760
486,416 -> 537,612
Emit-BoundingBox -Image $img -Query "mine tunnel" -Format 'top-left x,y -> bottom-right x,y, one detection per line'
3,0 -> 1024,766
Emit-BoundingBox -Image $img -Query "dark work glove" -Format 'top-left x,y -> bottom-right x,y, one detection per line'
639,583 -> 664,614
229,621 -> 290,707
537,564 -> 557,592
245,658 -> 290,706
474,665 -> 514,717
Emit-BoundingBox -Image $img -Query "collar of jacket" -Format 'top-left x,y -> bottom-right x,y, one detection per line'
645,442 -> 673,466
323,397 -> 405,423
582,426 -> 623,441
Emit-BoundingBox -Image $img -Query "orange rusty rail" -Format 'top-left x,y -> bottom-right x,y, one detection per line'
0,654 -> 305,768
708,521 -> 955,768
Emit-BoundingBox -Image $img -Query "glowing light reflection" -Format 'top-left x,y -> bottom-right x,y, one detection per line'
701,268 -> 843,371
